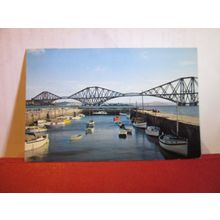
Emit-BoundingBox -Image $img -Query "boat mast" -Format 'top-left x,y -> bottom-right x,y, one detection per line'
176,103 -> 179,137
141,92 -> 144,111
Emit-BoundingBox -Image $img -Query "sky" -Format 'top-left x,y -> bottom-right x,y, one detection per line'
26,48 -> 197,103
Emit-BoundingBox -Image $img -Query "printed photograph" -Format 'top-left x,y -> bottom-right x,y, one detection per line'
25,48 -> 200,162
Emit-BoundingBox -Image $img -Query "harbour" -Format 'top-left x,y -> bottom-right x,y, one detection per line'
25,105 -> 200,161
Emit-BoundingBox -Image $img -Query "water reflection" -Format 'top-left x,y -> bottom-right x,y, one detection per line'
26,115 -> 182,162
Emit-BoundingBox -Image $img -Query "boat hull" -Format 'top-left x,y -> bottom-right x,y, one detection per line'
86,127 -> 95,134
119,129 -> 127,138
70,134 -> 83,141
159,135 -> 188,156
25,134 -> 49,152
133,122 -> 147,129
145,126 -> 160,137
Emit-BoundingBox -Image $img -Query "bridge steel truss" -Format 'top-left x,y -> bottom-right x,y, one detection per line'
31,91 -> 61,104
141,76 -> 198,105
30,77 -> 199,106
68,86 -> 125,106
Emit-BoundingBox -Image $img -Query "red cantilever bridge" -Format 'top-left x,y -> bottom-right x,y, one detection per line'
27,77 -> 199,106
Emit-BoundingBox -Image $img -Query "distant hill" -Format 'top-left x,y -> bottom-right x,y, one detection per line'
144,101 -> 175,106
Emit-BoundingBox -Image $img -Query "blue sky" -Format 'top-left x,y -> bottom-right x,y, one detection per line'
26,48 -> 197,103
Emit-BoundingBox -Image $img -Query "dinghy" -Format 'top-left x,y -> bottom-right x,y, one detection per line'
70,134 -> 83,141
132,122 -> 147,129
145,126 -> 160,137
118,129 -> 127,138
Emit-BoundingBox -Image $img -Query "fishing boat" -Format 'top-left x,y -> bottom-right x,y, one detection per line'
72,115 -> 81,120
70,134 -> 83,141
145,126 -> 160,137
26,126 -> 47,133
93,111 -> 107,115
46,121 -> 65,128
159,104 -> 188,156
132,122 -> 147,129
88,120 -> 95,125
159,134 -> 188,156
86,122 -> 95,134
118,129 -> 127,138
37,120 -> 51,128
25,133 -> 49,152
64,118 -> 72,125
113,116 -> 120,123
145,109 -> 160,137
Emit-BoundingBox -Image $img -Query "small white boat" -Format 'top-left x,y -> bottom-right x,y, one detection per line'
72,115 -> 81,120
86,122 -> 95,134
46,121 -> 65,128
119,129 -> 127,138
70,134 -> 83,141
79,114 -> 85,118
145,126 -> 160,137
37,119 -> 50,128
88,120 -> 95,125
86,127 -> 95,134
159,134 -> 188,156
93,111 -> 107,115
25,133 -> 49,152
26,126 -> 47,133
132,122 -> 147,129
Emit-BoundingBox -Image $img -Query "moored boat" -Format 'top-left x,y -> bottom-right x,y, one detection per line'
86,122 -> 95,134
70,134 -> 83,141
79,114 -> 85,118
113,116 -> 120,123
88,120 -> 95,125
145,126 -> 160,137
159,134 -> 188,156
118,129 -> 127,138
25,133 -> 49,152
93,111 -> 108,115
64,118 -> 72,125
46,121 -> 65,128
26,126 -> 47,133
72,115 -> 81,120
37,120 -> 51,128
132,122 -> 147,129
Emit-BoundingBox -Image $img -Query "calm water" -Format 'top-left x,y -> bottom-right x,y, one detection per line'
28,115 -> 168,162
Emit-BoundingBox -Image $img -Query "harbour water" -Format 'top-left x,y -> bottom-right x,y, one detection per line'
27,115 -> 167,162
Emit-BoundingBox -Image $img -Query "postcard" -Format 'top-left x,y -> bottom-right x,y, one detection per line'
25,48 -> 200,162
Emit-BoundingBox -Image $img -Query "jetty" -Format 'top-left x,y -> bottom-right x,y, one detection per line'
131,109 -> 200,158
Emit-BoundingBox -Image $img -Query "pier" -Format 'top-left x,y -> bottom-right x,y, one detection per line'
26,107 -> 81,125
131,109 -> 200,158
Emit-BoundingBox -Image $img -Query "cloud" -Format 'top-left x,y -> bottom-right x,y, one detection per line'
178,60 -> 196,66
27,49 -> 46,55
